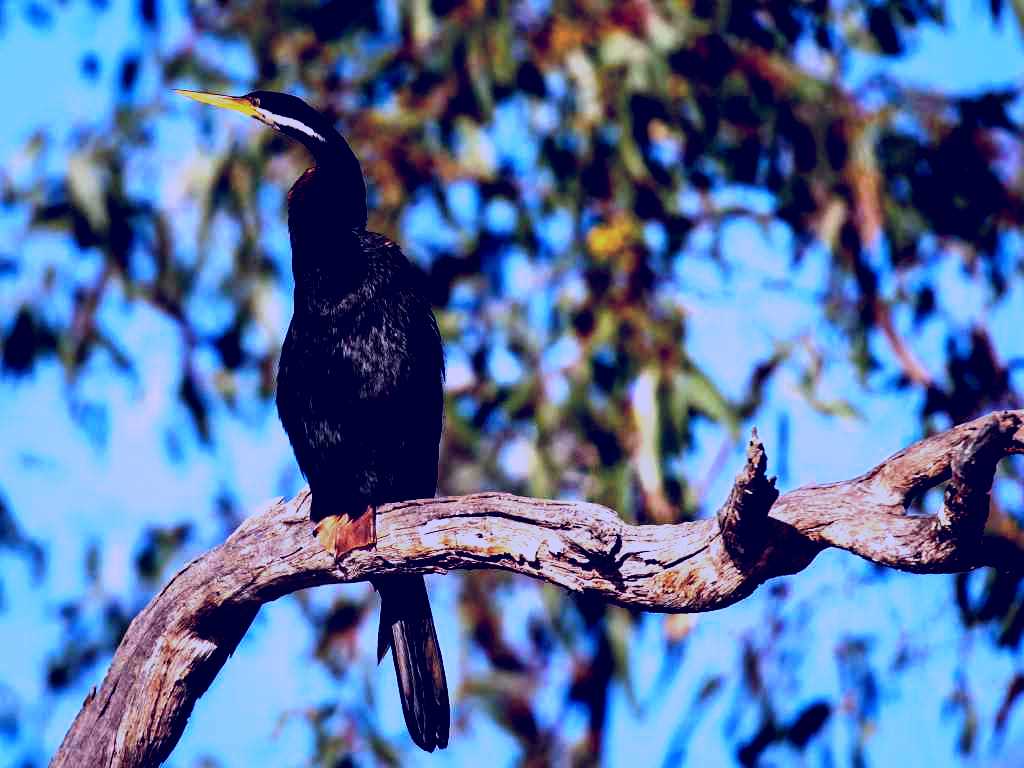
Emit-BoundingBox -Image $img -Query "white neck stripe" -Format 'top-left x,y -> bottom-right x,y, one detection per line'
259,109 -> 326,143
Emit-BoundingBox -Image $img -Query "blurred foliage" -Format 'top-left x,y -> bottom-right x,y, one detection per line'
1,1 -> 1024,766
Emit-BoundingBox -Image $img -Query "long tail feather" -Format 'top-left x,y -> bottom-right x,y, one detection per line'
374,575 -> 450,751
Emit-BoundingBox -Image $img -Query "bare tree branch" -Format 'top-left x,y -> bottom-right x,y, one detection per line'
52,410 -> 1024,768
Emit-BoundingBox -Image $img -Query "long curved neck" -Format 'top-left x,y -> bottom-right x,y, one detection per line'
301,129 -> 368,230
280,106 -> 371,303
288,161 -> 368,305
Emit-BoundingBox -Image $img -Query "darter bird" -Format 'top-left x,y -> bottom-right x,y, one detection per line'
176,88 -> 449,752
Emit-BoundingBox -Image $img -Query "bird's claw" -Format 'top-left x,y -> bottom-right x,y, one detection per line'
314,506 -> 376,559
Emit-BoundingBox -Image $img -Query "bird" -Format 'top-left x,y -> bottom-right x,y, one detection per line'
175,88 -> 449,752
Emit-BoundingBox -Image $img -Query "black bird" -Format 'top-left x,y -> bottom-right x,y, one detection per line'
176,88 -> 449,751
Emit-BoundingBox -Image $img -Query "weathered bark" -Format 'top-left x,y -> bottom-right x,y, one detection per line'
53,410 -> 1024,767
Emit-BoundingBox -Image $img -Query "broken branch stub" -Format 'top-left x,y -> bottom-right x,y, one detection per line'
937,417 -> 1016,541
717,428 -> 780,569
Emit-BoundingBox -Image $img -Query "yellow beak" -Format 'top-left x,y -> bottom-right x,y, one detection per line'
174,89 -> 259,119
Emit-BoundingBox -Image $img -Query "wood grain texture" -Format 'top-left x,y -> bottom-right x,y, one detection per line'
52,410 -> 1024,767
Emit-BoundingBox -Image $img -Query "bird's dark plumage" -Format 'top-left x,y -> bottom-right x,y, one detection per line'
276,223 -> 449,751
178,87 -> 449,751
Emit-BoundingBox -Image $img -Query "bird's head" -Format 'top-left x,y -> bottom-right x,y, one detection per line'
175,88 -> 367,226
175,89 -> 341,150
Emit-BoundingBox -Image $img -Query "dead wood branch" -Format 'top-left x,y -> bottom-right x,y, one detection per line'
53,410 -> 1024,767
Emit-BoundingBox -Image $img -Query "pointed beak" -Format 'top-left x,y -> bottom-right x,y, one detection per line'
174,89 -> 260,119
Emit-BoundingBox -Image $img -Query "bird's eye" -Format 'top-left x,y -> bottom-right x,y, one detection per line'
251,96 -> 260,107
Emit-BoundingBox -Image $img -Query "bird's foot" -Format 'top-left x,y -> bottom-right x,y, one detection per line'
314,506 -> 376,559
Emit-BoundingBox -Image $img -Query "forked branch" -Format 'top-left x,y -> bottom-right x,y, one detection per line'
53,410 -> 1024,767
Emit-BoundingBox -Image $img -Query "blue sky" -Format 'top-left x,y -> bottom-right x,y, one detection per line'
1,2 -> 1023,766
